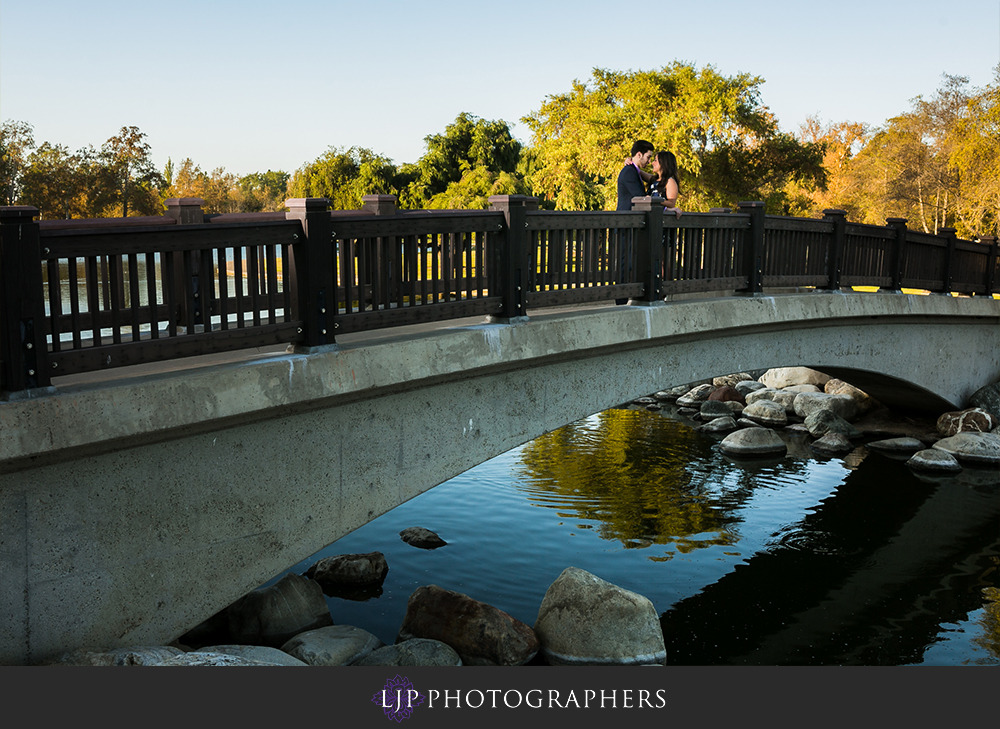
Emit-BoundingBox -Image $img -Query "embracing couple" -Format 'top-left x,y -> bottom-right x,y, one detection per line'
615,140 -> 682,217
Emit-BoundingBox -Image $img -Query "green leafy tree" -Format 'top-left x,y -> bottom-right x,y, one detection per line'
288,146 -> 399,210
237,170 -> 290,212
100,126 -> 165,217
400,113 -> 523,208
0,119 -> 35,205
522,63 -> 825,212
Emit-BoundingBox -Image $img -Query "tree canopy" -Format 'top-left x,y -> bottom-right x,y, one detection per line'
3,63 -> 996,238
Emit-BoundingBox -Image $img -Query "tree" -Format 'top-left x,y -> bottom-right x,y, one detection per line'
100,125 -> 164,217
287,146 -> 399,210
400,113 -> 524,208
522,63 -> 825,212
948,69 -> 1000,238
1,120 -> 36,205
237,170 -> 290,212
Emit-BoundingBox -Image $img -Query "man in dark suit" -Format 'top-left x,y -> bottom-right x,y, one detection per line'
614,140 -> 654,303
616,140 -> 654,211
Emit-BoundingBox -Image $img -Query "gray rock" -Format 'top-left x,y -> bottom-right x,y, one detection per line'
632,396 -> 656,405
804,409 -> 862,439
742,400 -> 788,427
931,432 -> 1000,465
936,408 -> 997,437
533,567 -> 665,666
46,645 -> 185,666
354,639 -> 462,666
399,527 -> 447,549
198,644 -> 308,666
784,423 -> 812,435
810,433 -> 855,455
759,367 -> 831,390
699,400 -> 739,420
735,380 -> 767,396
696,416 -> 738,433
227,572 -> 333,648
907,448 -> 963,472
157,652 -> 284,666
793,392 -> 858,421
676,384 -> 715,408
305,552 -> 389,587
719,427 -> 788,457
866,437 -> 926,452
281,625 -> 385,666
737,418 -> 765,429
397,585 -> 538,666
712,373 -> 755,388
968,381 -> 1000,422
746,388 -> 798,413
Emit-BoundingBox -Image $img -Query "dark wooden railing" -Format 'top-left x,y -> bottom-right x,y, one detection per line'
1,195 -> 997,394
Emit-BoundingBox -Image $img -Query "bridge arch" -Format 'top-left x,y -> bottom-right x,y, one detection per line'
1,292 -> 997,663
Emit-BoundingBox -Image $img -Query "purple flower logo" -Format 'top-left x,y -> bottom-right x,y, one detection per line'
372,675 -> 425,722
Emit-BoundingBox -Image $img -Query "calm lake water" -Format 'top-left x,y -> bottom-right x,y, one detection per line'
265,405 -> 1000,666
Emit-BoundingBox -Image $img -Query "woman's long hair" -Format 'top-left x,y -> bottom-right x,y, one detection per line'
655,151 -> 681,195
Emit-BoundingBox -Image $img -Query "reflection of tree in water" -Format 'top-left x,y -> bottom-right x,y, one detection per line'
972,586 -> 1000,663
514,407 -> 811,557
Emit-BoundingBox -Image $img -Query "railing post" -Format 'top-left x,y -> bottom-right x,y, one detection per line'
286,198 -> 334,348
165,198 -> 205,327
631,195 -> 665,303
939,227 -> 958,294
822,209 -> 847,291
983,236 -> 999,296
737,201 -> 765,293
1,206 -> 50,393
362,195 -> 397,216
488,195 -> 536,321
886,217 -> 908,291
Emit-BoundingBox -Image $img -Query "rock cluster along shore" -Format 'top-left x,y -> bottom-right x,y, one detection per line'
45,369 -> 999,668
49,563 -> 668,667
637,367 -> 1000,475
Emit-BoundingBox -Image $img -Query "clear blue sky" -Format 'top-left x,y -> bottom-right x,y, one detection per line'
3,0 -> 998,177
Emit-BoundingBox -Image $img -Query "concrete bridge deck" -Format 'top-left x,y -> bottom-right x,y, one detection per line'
1,291 -> 998,664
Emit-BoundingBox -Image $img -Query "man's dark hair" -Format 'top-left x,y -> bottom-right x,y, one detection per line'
630,140 -> 654,157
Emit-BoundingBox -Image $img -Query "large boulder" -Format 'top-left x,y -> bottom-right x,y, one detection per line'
226,572 -> 333,648
825,378 -> 875,415
305,552 -> 389,587
866,437 -> 926,453
199,644 -> 308,666
907,449 -> 963,473
936,408 -> 997,437
676,384 -> 715,408
399,527 -> 447,549
281,625 -> 385,666
157,652 -> 285,666
742,400 -> 788,427
533,567 -> 665,666
47,645 -> 185,666
968,381 -> 1000,422
810,433 -> 854,455
712,373 -> 754,389
804,410 -> 862,439
931,432 -> 1000,466
746,388 -> 798,413
719,427 -> 788,457
696,416 -> 739,434
396,585 -> 538,666
699,400 -> 742,420
735,380 -> 767,396
792,392 -> 857,421
353,639 -> 462,667
707,385 -> 746,405
759,367 -> 831,390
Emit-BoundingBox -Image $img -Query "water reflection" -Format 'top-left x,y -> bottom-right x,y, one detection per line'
263,406 -> 998,665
